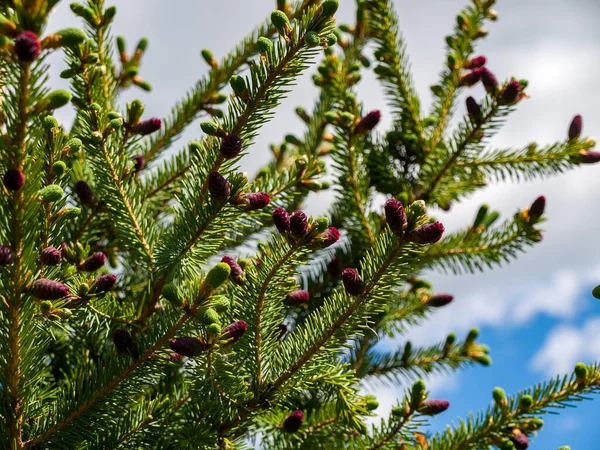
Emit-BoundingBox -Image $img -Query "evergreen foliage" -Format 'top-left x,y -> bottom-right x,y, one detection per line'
0,0 -> 598,448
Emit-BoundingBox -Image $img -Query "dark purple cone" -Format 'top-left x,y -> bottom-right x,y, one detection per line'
502,80 -> 521,104
318,227 -> 340,248
327,257 -> 343,278
81,252 -> 107,272
75,180 -> 95,206
581,150 -> 600,164
221,320 -> 248,344
283,410 -> 304,433
0,245 -> 15,266
169,336 -> 207,357
207,171 -> 231,201
272,208 -> 291,233
529,196 -> 546,221
355,110 -> 381,134
278,323 -> 288,340
132,154 -> 145,173
134,118 -> 161,136
466,96 -> 482,122
40,247 -> 62,266
428,294 -> 454,308
342,268 -> 364,296
568,114 -> 583,140
290,210 -> 308,237
480,68 -> 499,92
284,289 -> 310,306
384,198 -> 407,235
113,329 -> 138,358
4,168 -> 25,192
95,274 -> 117,293
31,279 -> 70,300
460,69 -> 482,87
419,399 -> 450,415
510,432 -> 529,450
408,221 -> 445,244
221,256 -> 243,284
220,134 -> 243,159
466,55 -> 486,69
15,31 -> 41,62
243,192 -> 271,210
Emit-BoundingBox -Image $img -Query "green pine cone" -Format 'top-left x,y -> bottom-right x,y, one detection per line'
206,263 -> 231,289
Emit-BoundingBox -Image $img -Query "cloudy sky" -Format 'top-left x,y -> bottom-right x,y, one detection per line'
46,0 -> 600,447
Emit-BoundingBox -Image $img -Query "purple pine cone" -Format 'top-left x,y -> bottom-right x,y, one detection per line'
290,210 -> 308,237
243,192 -> 271,210
502,80 -> 522,104
75,180 -> 95,206
0,245 -> 15,266
15,31 -> 41,62
568,114 -> 583,140
408,221 -> 445,245
284,289 -> 310,307
510,432 -> 529,450
207,171 -> 231,201
132,154 -> 145,172
272,208 -> 291,233
355,110 -> 381,134
4,168 -> 26,192
327,257 -> 343,278
480,67 -> 499,92
134,118 -> 161,136
278,323 -> 288,340
221,256 -> 244,284
342,268 -> 364,296
419,399 -> 450,415
283,410 -> 304,433
113,329 -> 138,358
428,294 -> 454,308
169,336 -> 207,357
220,134 -> 243,159
529,196 -> 546,221
581,150 -> 600,164
221,320 -> 247,345
31,279 -> 70,300
384,198 -> 407,235
318,227 -> 340,248
95,274 -> 117,293
41,247 -> 62,266
460,69 -> 482,87
466,96 -> 482,122
466,55 -> 486,69
81,252 -> 107,272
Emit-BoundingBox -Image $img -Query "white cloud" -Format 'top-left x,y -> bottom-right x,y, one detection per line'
531,316 -> 600,376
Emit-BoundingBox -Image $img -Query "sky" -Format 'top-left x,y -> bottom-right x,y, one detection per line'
44,0 -> 600,448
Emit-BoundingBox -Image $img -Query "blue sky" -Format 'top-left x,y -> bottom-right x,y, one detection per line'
45,0 -> 600,447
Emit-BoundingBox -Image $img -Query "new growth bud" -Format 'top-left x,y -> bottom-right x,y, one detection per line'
206,263 -> 231,289
528,196 -> 546,222
15,31 -> 41,62
94,274 -> 117,293
384,198 -> 407,235
273,208 -> 291,233
419,399 -> 450,416
355,110 -> 381,134
290,210 -> 308,237
408,222 -> 445,244
568,114 -> 583,140
207,172 -> 231,201
32,279 -> 70,300
134,118 -> 161,135
40,247 -> 62,266
428,293 -> 453,307
80,252 -> 107,272
342,268 -> 364,296
317,227 -> 340,248
169,337 -> 207,357
284,289 -> 310,306
220,134 -> 243,159
221,320 -> 248,345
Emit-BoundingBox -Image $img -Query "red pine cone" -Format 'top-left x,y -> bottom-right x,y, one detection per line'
384,198 -> 407,235
428,294 -> 454,307
40,247 -> 62,266
4,168 -> 26,192
510,432 -> 529,450
283,410 -> 304,433
568,114 -> 583,140
221,320 -> 247,345
221,256 -> 244,284
466,96 -> 482,122
317,227 -> 340,248
243,192 -> 271,210
31,279 -> 70,300
207,171 -> 231,200
134,118 -> 162,136
581,150 -> 600,164
408,221 -> 445,244
81,252 -> 107,272
502,80 -> 522,104
220,134 -> 243,159
284,289 -> 310,306
419,399 -> 450,415
529,196 -> 546,221
480,67 -> 499,92
278,323 -> 288,340
342,268 -> 364,296
466,55 -> 486,69
327,257 -> 343,278
355,110 -> 381,134
75,180 -> 95,206
169,336 -> 208,357
290,210 -> 308,237
132,154 -> 145,172
94,274 -> 117,293
15,31 -> 41,62
0,245 -> 15,266
113,329 -> 138,358
272,208 -> 291,233
460,69 -> 482,87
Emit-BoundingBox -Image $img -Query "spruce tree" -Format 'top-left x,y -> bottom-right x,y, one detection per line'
0,0 -> 598,448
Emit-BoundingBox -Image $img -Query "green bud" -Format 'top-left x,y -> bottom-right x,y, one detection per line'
447,53 -> 457,68
364,395 -> 379,411
200,121 -> 222,137
500,442 -> 516,450
410,379 -> 426,410
325,33 -> 337,47
52,161 -> 67,176
473,204 -> 489,228
201,48 -> 216,67
271,10 -> 291,33
55,308 -> 73,320
408,200 -> 427,219
60,69 -> 76,79
136,38 -> 148,52
205,263 -> 231,289
229,75 -> 247,97
256,36 -> 274,53
519,79 -> 529,88
40,301 -> 53,314
519,394 -> 533,410
108,118 -> 123,130
64,138 -> 82,153
207,323 -> 222,335
209,93 -> 227,104
592,285 -> 600,299
529,417 -> 544,430
135,80 -> 152,92
481,211 -> 500,228
44,90 -> 72,110
322,0 -> 339,16
188,142 -> 202,153
42,115 -> 59,132
211,295 -> 230,313
557,447 -> 571,450
314,217 -> 329,233
359,55 -> 371,68
466,327 -> 479,344
476,354 -> 492,366
38,184 -> 64,202
401,341 -> 412,362
197,307 -> 220,325
128,99 -> 144,124
162,284 -> 183,308
349,62 -> 361,73
107,111 -> 121,120
89,103 -> 101,112
574,362 -> 588,382
305,31 -> 321,47
445,333 -> 456,346
116,36 -> 126,53
70,4 -> 96,23
340,112 -> 355,125
493,387 -> 507,407
56,28 -> 87,46
104,6 -> 117,22
411,279 -> 432,290
324,112 -> 339,124
86,53 -> 99,64
284,134 -> 302,146
78,283 -> 90,297
58,207 -> 81,219
390,405 -> 404,418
